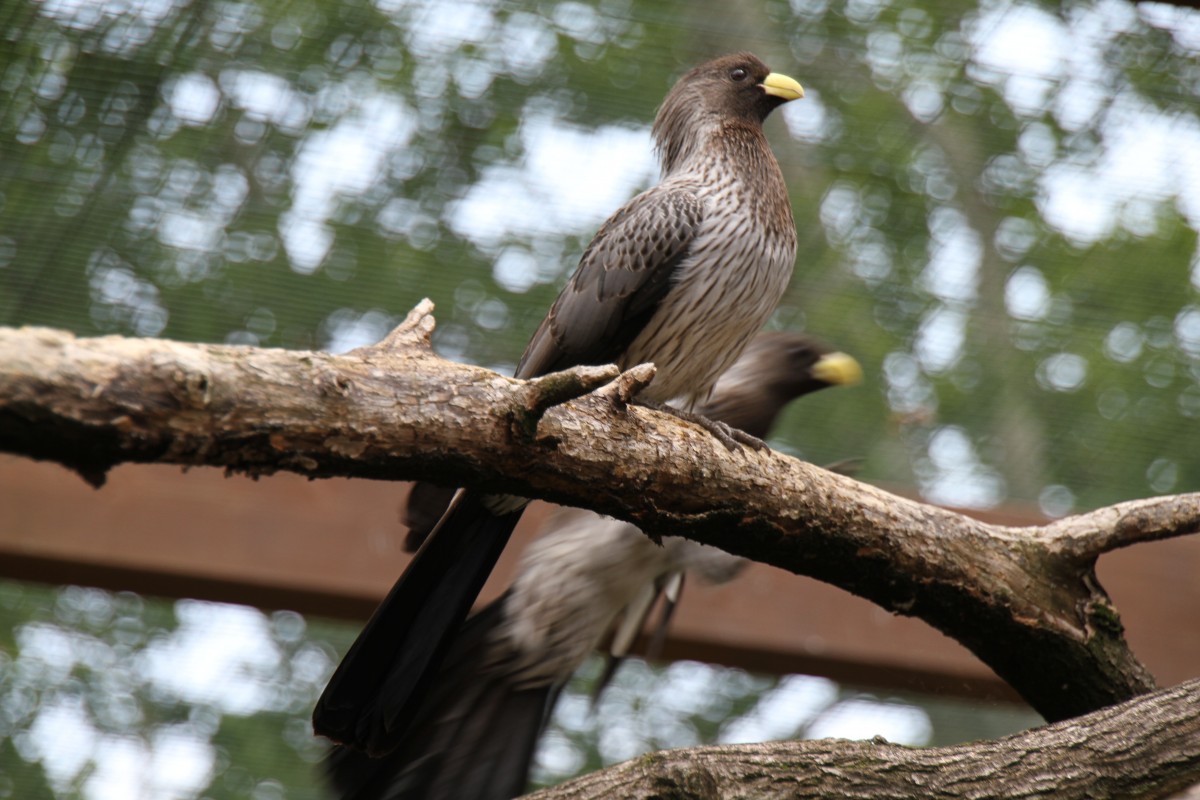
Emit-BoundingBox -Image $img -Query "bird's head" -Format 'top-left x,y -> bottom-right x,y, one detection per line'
761,331 -> 863,396
653,52 -> 804,172
700,332 -> 861,440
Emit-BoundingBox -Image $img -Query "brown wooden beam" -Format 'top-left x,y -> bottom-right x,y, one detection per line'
2,457 -> 1196,702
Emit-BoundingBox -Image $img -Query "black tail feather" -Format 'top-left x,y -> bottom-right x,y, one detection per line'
314,491 -> 522,756
324,598 -> 557,800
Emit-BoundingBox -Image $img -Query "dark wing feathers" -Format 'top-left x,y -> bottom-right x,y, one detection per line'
515,186 -> 703,379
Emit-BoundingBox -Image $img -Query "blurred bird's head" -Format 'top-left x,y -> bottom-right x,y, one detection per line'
653,52 -> 804,173
757,331 -> 863,399
700,332 -> 862,440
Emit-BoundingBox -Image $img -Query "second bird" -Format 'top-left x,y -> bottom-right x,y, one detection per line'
327,332 -> 862,800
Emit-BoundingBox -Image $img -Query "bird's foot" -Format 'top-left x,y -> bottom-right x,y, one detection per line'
638,401 -> 768,453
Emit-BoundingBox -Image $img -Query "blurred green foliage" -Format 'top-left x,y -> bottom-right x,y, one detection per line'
0,581 -> 1039,798
1,0 -> 1196,795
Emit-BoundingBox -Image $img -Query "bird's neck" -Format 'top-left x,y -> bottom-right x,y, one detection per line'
662,121 -> 780,184
662,122 -> 792,236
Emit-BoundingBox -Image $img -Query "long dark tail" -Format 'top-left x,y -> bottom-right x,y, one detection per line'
324,599 -> 558,800
313,491 -> 522,756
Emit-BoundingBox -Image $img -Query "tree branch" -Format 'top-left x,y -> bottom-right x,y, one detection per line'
525,676 -> 1200,800
1,307 -> 1197,723
1035,496 -> 1200,561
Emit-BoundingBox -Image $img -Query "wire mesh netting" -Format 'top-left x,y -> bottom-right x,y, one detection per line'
1,0 -> 1197,796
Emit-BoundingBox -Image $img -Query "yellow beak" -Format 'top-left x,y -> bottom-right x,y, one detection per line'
811,352 -> 863,386
761,72 -> 805,102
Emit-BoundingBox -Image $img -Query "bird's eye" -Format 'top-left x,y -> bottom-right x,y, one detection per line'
729,67 -> 748,82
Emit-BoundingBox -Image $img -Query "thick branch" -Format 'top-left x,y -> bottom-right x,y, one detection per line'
1,311 -> 1197,722
526,677 -> 1200,800
0,316 -> 617,487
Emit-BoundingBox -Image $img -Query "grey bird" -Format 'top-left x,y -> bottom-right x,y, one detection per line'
313,52 -> 805,759
325,333 -> 862,800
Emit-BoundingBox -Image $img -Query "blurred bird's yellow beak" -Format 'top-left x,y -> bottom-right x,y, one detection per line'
812,352 -> 862,386
761,73 -> 805,101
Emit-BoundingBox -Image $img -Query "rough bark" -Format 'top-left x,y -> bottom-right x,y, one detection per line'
1,303 -> 1198,725
525,676 -> 1200,800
